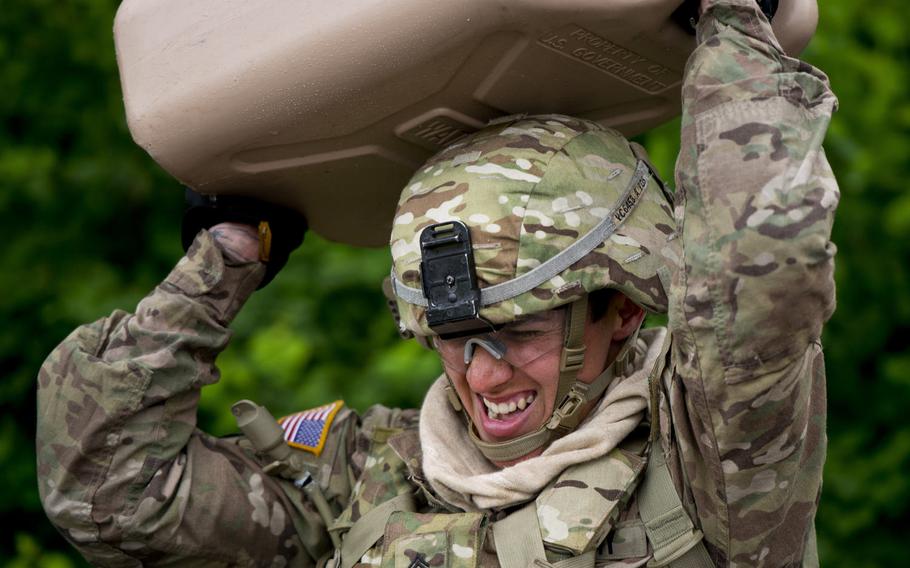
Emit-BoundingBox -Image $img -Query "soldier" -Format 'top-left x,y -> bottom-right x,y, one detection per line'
37,0 -> 838,566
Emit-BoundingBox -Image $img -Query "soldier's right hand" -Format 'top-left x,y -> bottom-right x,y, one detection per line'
209,222 -> 261,263
181,188 -> 307,288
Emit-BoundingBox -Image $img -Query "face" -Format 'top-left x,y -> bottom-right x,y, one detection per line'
436,302 -> 620,466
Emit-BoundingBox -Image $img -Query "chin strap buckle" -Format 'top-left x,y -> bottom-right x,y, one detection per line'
546,384 -> 589,433
559,345 -> 586,373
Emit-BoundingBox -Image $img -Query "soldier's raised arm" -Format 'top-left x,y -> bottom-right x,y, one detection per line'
36,224 -> 344,566
667,0 -> 837,564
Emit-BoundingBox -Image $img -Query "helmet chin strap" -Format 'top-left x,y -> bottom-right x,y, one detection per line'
443,296 -> 643,463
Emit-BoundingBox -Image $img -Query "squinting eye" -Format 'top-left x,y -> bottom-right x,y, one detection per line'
508,329 -> 551,340
512,331 -> 540,339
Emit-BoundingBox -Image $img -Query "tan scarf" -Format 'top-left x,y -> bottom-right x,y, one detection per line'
419,327 -> 664,512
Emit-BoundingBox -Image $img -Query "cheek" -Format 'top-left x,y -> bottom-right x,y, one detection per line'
455,377 -> 472,404
520,359 -> 561,415
578,347 -> 609,383
577,320 -> 613,383
445,368 -> 475,410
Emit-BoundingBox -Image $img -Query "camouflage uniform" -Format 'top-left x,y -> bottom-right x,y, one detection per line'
37,1 -> 837,566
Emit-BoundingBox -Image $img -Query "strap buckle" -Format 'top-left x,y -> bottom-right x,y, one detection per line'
560,345 -> 586,372
258,220 -> 272,262
546,385 -> 588,431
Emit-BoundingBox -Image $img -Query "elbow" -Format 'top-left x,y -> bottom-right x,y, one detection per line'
800,238 -> 838,330
39,476 -> 98,544
36,400 -> 105,542
723,236 -> 837,372
36,351 -> 109,541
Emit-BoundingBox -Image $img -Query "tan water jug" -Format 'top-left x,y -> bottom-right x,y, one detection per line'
114,0 -> 817,246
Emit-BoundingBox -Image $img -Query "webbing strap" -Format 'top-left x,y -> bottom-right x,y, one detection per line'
494,503 -> 548,568
638,449 -> 713,568
470,424 -> 551,463
554,297 -> 588,410
647,330 -> 673,442
338,492 -> 416,568
391,160 -> 652,308
552,551 -> 596,568
493,502 -> 595,568
662,545 -> 715,568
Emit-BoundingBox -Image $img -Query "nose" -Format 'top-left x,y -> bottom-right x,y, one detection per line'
465,345 -> 514,393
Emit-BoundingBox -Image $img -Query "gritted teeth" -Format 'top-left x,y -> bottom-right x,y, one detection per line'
482,393 -> 535,419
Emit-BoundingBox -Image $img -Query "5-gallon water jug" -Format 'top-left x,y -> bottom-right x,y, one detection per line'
114,0 -> 817,246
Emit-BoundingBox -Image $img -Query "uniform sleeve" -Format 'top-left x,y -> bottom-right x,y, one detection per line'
667,0 -> 838,565
36,231 -> 332,567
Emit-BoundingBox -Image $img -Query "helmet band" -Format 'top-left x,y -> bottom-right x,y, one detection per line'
391,160 -> 652,310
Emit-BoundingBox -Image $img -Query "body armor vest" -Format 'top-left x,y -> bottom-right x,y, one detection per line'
324,424 -> 711,568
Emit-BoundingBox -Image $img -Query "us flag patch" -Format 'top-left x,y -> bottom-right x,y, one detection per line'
278,400 -> 344,456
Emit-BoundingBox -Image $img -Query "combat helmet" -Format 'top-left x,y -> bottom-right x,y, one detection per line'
389,114 -> 680,461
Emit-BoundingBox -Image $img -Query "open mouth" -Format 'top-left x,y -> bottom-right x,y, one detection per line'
475,391 -> 538,439
482,392 -> 535,420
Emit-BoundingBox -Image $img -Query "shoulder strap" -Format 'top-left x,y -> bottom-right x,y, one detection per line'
336,492 -> 415,568
493,502 -> 596,568
638,329 -> 714,568
638,444 -> 713,567
332,428 -> 419,568
647,329 -> 673,443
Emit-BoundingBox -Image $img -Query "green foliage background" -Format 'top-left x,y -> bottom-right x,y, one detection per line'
2,1 -> 907,566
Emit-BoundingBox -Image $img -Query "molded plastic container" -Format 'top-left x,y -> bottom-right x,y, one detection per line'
114,0 -> 818,246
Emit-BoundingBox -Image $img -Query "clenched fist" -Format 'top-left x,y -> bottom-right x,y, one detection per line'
209,222 -> 261,263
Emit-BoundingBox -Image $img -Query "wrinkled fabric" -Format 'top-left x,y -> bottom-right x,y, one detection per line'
37,1 -> 837,566
667,0 -> 837,565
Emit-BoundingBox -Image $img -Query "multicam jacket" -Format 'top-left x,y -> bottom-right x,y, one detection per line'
37,1 -> 838,566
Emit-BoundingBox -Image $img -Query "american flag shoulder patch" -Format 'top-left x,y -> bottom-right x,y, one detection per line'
278,400 -> 344,456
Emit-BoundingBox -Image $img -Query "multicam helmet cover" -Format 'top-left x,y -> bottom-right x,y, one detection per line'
390,114 -> 680,338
